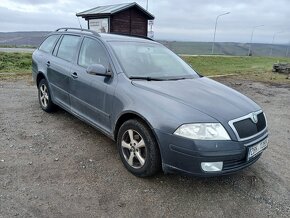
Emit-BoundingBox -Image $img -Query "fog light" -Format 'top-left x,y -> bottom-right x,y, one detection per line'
201,162 -> 223,172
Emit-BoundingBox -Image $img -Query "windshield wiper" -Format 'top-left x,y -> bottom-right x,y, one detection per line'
129,76 -> 164,81
164,77 -> 189,81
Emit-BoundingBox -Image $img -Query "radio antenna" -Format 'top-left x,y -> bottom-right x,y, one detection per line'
76,14 -> 83,30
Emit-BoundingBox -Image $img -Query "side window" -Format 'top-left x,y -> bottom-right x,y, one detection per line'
78,37 -> 109,69
57,35 -> 81,62
39,35 -> 59,53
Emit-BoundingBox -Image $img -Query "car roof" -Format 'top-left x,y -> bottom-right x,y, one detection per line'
51,28 -> 156,43
98,33 -> 155,43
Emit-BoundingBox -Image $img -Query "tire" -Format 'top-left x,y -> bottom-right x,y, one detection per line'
117,119 -> 161,177
38,79 -> 56,113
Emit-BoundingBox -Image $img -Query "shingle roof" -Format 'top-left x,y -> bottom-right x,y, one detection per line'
76,2 -> 154,19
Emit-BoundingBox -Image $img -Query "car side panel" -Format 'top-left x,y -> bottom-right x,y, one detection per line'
69,64 -> 112,132
47,55 -> 72,110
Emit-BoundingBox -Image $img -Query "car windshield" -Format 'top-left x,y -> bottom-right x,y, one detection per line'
109,41 -> 199,80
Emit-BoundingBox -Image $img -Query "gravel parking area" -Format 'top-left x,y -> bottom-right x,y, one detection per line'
0,77 -> 289,217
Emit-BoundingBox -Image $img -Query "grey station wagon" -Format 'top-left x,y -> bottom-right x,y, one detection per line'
32,28 -> 268,177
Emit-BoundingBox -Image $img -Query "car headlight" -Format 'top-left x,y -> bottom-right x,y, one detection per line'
174,123 -> 230,140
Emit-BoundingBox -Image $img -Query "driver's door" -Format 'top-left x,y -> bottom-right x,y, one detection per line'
69,37 -> 111,131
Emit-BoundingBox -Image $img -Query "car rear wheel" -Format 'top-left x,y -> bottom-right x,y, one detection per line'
117,119 -> 161,177
38,79 -> 56,112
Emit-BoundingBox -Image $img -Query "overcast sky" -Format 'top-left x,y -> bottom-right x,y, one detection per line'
0,0 -> 289,43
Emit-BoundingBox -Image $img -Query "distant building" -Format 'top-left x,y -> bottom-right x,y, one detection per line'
76,2 -> 155,37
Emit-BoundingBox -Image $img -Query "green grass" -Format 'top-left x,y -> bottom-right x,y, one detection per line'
182,55 -> 290,83
0,52 -> 32,74
0,45 -> 37,49
182,56 -> 290,76
0,52 -> 289,83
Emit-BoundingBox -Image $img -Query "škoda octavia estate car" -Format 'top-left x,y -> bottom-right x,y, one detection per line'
32,28 -> 268,177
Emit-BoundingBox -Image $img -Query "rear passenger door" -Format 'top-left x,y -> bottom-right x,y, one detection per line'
69,37 -> 111,132
47,34 -> 81,110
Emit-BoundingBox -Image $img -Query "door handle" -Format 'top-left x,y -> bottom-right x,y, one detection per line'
46,61 -> 50,67
71,72 -> 78,79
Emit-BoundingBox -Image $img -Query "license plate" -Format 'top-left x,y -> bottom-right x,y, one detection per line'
247,137 -> 268,160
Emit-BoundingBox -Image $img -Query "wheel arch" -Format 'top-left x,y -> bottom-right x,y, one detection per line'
114,111 -> 158,144
36,72 -> 46,88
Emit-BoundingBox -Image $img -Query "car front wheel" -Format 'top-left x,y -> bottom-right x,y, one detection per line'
117,119 -> 161,177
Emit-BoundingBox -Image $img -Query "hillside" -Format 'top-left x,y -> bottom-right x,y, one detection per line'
160,41 -> 289,57
0,31 -> 289,57
0,31 -> 49,48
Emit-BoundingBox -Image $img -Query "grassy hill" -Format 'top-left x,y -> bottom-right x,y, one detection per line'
160,41 -> 289,57
0,31 -> 49,48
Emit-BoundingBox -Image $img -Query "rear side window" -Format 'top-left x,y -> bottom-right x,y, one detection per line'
57,35 -> 81,62
78,37 -> 109,69
39,35 -> 59,53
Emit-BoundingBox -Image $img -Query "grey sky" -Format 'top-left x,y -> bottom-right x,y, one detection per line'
0,0 -> 289,43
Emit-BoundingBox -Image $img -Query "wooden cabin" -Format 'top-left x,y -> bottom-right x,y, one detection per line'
76,2 -> 155,37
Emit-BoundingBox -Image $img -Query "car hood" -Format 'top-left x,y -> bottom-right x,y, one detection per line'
132,77 -> 260,122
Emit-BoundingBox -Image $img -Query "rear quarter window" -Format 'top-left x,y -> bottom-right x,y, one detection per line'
39,35 -> 59,53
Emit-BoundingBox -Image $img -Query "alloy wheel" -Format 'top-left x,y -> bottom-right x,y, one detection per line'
121,129 -> 147,169
39,84 -> 49,108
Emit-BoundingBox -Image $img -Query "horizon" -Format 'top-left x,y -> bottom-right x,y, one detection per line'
0,31 -> 289,46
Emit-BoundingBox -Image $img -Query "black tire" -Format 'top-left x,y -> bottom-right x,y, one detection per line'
117,119 -> 161,177
38,79 -> 56,113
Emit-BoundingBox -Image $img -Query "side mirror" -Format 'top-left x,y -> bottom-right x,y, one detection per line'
86,64 -> 111,77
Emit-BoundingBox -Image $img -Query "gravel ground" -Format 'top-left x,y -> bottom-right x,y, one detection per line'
0,77 -> 289,217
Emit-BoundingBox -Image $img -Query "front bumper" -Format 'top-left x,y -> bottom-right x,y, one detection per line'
155,129 -> 268,176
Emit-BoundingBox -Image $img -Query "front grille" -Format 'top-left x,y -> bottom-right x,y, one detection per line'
233,112 -> 266,139
223,154 -> 261,171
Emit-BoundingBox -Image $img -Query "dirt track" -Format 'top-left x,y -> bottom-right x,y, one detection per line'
0,77 -> 289,217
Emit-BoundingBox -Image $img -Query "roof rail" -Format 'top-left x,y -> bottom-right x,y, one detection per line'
55,27 -> 100,37
110,33 -> 154,41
